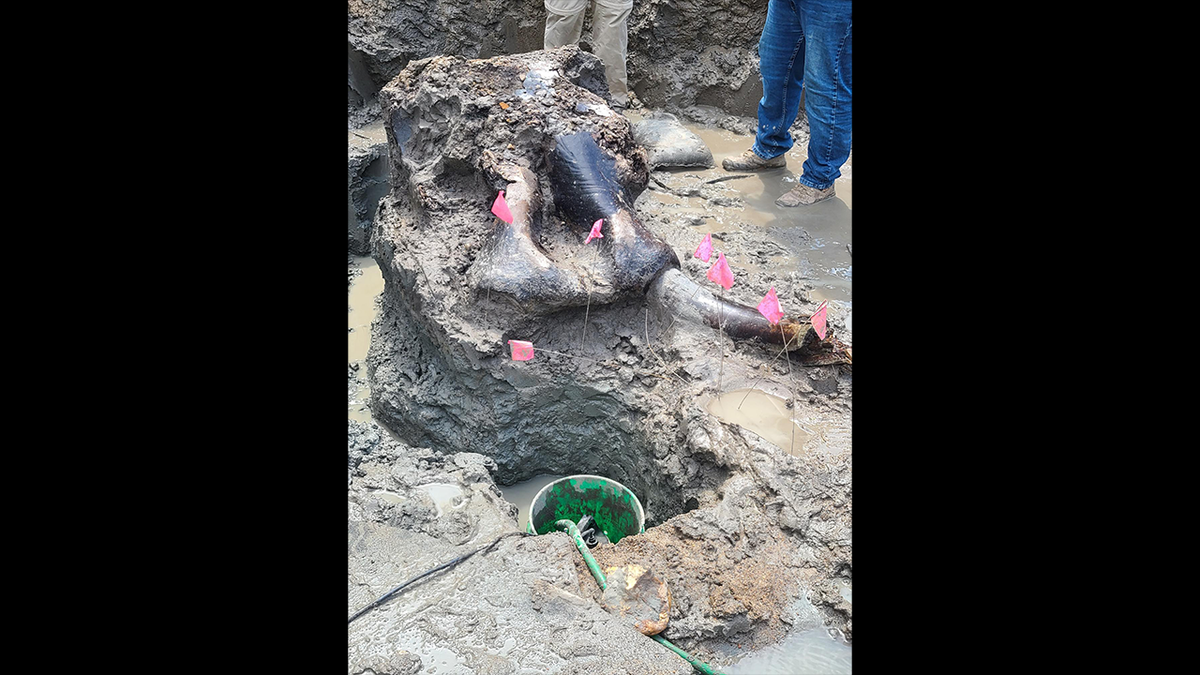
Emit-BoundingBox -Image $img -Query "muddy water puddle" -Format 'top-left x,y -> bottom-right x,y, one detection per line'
365,486 -> 465,516
725,626 -> 852,674
419,483 -> 466,515
706,388 -> 812,456
631,112 -> 852,305
349,255 -> 384,423
723,583 -> 852,674
498,473 -> 567,532
367,489 -> 406,506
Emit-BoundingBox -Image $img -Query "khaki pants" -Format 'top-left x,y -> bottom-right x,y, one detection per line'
544,0 -> 632,106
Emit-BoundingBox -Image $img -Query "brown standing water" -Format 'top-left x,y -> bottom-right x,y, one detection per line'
630,113 -> 852,306
705,388 -> 813,456
348,255 -> 384,424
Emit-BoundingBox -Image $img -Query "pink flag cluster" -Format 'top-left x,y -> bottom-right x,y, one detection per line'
695,234 -> 732,290
505,222 -> 833,362
706,252 -> 734,290
689,233 -> 835,340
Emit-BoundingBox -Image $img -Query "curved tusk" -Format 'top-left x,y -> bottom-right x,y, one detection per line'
648,268 -> 807,349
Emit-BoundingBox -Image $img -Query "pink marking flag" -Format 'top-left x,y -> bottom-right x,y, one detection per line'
491,190 -> 513,224
757,287 -> 784,325
706,252 -> 734,290
811,301 -> 828,340
693,233 -> 713,262
508,339 -> 535,361
585,218 -> 604,244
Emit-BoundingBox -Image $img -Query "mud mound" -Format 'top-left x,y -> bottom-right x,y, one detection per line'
349,0 -> 549,126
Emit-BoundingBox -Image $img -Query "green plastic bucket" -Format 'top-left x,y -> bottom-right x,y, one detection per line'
526,474 -> 646,544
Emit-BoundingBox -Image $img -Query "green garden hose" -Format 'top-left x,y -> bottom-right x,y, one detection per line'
554,519 -> 607,590
650,635 -> 725,675
554,520 -> 725,674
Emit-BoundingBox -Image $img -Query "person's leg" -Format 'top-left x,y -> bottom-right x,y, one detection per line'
796,0 -> 852,191
591,0 -> 632,107
544,0 -> 587,49
753,0 -> 807,159
723,0 -> 805,170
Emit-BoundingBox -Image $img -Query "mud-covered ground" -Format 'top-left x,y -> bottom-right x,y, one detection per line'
348,46 -> 850,674
347,8 -> 851,670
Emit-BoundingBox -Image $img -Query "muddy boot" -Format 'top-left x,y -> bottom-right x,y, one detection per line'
721,149 -> 786,171
776,182 -> 836,207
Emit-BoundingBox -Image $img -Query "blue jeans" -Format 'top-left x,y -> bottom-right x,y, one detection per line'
751,0 -> 853,190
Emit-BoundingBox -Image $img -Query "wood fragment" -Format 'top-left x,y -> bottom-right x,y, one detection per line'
704,174 -> 751,184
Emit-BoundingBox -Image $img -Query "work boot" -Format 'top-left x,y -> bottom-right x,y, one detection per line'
721,149 -> 786,171
776,183 -> 836,207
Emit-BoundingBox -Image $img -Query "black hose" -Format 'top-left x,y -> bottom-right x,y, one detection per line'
348,531 -> 532,625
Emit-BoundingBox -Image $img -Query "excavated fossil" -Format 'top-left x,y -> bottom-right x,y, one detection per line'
379,46 -> 849,364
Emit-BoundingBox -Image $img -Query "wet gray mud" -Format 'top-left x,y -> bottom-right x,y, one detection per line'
347,0 -> 772,123
348,28 -> 850,675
